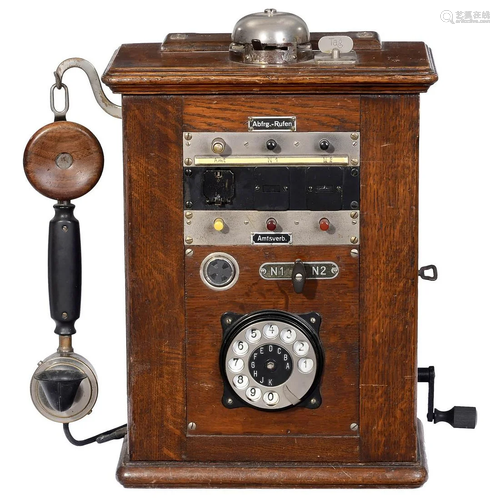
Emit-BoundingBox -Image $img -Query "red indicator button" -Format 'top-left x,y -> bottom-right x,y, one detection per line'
266,218 -> 277,231
319,218 -> 330,231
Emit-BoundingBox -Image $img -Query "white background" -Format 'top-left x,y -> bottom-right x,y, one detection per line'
1,1 -> 498,498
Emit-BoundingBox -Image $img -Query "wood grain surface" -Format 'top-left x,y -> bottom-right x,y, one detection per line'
185,245 -> 359,462
24,121 -> 103,201
120,89 -> 426,483
102,40 -> 437,94
359,95 -> 420,462
117,421 -> 428,488
122,95 -> 185,461
183,95 -> 360,132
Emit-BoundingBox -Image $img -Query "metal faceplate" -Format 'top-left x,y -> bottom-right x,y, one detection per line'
183,132 -> 360,165
184,210 -> 359,246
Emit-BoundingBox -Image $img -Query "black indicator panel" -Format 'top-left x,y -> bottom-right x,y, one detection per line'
184,166 -> 359,211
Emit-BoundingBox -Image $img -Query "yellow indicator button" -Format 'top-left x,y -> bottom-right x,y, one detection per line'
213,218 -> 225,231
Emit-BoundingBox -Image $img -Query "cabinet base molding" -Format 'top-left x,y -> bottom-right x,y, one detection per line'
117,422 -> 427,489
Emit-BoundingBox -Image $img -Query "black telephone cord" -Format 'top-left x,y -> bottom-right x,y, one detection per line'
63,422 -> 127,446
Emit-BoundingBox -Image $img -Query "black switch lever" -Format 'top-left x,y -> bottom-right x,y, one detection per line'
292,260 -> 306,294
418,366 -> 477,429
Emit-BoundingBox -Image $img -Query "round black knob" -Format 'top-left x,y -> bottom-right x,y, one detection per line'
434,406 -> 477,429
319,139 -> 331,151
266,139 -> 278,151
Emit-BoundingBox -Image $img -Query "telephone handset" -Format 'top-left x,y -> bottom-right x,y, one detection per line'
25,61 -> 125,444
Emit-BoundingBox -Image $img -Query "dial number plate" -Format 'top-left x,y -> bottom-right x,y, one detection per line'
224,318 -> 319,410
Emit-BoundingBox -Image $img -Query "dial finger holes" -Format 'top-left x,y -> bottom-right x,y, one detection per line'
245,327 -> 262,344
263,391 -> 280,406
298,357 -> 314,374
293,340 -> 310,356
280,327 -> 296,344
232,340 -> 249,355
233,374 -> 249,390
228,358 -> 244,373
246,386 -> 262,401
263,323 -> 279,339
222,313 -> 322,411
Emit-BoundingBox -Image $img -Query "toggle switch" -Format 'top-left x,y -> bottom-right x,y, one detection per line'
292,260 -> 306,294
213,218 -> 225,231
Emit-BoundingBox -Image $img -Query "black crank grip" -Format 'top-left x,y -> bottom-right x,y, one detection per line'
48,203 -> 82,335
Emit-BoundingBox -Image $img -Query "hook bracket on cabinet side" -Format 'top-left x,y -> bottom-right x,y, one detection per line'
54,58 -> 122,119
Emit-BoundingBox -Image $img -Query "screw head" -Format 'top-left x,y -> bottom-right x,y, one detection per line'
310,317 -> 316,324
185,249 -> 193,257
226,398 -> 234,405
185,236 -> 193,244
188,422 -> 197,430
310,398 -> 317,405
350,236 -> 359,244
350,422 -> 359,431
350,211 -> 359,219
184,132 -> 192,141
185,211 -> 193,219
351,158 -> 359,166
184,158 -> 193,166
350,133 -> 359,141
351,249 -> 359,258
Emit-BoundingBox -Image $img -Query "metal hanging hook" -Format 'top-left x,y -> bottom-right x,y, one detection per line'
54,58 -> 122,119
50,83 -> 70,121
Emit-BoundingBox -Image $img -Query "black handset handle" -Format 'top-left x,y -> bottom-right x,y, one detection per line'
48,203 -> 82,335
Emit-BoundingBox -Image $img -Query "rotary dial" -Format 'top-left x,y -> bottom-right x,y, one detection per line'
222,312 -> 322,411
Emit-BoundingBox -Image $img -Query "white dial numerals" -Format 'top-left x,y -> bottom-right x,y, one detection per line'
263,391 -> 280,406
298,358 -> 314,374
228,357 -> 244,373
263,323 -> 279,339
233,374 -> 249,390
245,327 -> 262,344
232,340 -> 249,356
280,328 -> 297,344
246,386 -> 262,401
293,340 -> 310,357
